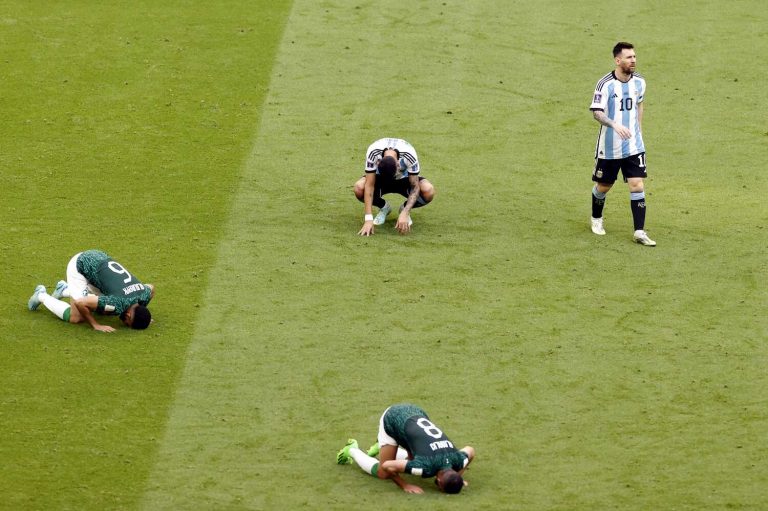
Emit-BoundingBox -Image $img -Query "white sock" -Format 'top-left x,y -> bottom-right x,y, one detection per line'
41,293 -> 71,321
349,447 -> 379,476
61,288 -> 71,298
396,447 -> 408,460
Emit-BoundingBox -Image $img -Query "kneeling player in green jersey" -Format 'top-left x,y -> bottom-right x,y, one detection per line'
28,249 -> 155,333
336,403 -> 475,494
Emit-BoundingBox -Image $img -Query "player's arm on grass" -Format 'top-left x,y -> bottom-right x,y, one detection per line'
395,174 -> 420,234
358,172 -> 377,236
458,446 -> 476,476
376,444 -> 423,494
72,295 -> 115,333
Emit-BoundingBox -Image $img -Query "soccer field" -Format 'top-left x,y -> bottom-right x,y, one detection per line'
2,1 -> 767,509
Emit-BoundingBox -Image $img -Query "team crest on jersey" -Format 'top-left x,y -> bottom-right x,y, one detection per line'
593,93 -> 601,102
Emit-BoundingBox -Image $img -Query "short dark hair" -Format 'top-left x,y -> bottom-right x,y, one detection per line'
377,155 -> 397,178
613,41 -> 634,57
441,470 -> 464,494
131,305 -> 152,330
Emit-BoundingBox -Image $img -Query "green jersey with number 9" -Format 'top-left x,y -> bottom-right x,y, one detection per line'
76,250 -> 152,316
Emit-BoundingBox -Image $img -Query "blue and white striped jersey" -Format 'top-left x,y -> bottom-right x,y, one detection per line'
590,71 -> 646,159
365,137 -> 420,179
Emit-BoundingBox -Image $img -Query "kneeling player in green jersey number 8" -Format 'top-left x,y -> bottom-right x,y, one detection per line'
28,249 -> 155,333
337,403 -> 475,494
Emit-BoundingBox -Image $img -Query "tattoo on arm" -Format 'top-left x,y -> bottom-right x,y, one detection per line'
406,188 -> 419,209
404,177 -> 420,210
592,110 -> 614,129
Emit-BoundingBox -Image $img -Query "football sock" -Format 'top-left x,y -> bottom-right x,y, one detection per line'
372,196 -> 386,209
348,446 -> 408,476
630,191 -> 646,230
61,288 -> 71,298
591,186 -> 606,218
349,446 -> 379,476
41,293 -> 71,322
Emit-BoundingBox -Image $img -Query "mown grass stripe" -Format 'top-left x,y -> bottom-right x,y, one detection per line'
138,3 -> 297,510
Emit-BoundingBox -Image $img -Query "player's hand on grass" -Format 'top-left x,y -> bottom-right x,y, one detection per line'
358,221 -> 374,236
94,324 -> 116,333
402,483 -> 424,494
395,214 -> 411,235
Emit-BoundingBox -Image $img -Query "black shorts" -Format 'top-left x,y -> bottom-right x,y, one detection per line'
592,152 -> 647,184
375,175 -> 425,198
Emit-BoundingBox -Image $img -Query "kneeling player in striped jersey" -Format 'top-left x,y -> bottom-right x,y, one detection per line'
354,138 -> 436,236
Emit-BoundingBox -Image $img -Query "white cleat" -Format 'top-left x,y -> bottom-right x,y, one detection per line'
28,285 -> 46,311
373,203 -> 391,226
52,280 -> 68,299
633,230 -> 657,246
590,217 -> 606,235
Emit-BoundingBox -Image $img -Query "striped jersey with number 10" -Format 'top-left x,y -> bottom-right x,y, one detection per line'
590,71 -> 646,159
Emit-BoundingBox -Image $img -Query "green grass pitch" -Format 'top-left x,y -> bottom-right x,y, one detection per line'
1,1 -> 766,509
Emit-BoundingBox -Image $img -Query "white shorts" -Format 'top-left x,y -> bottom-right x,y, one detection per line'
66,252 -> 100,299
377,406 -> 399,447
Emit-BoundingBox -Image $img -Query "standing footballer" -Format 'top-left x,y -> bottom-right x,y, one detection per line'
589,42 -> 656,246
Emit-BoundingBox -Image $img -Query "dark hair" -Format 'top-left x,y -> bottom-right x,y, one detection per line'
377,155 -> 398,178
613,41 -> 634,57
441,470 -> 464,494
131,305 -> 152,330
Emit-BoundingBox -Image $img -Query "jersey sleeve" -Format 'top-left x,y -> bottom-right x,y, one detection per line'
637,77 -> 645,103
401,157 -> 419,175
397,141 -> 420,175
365,153 -> 378,173
404,458 -> 432,478
452,451 -> 469,471
137,286 -> 152,306
365,141 -> 380,173
590,85 -> 608,111
96,295 -> 130,316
